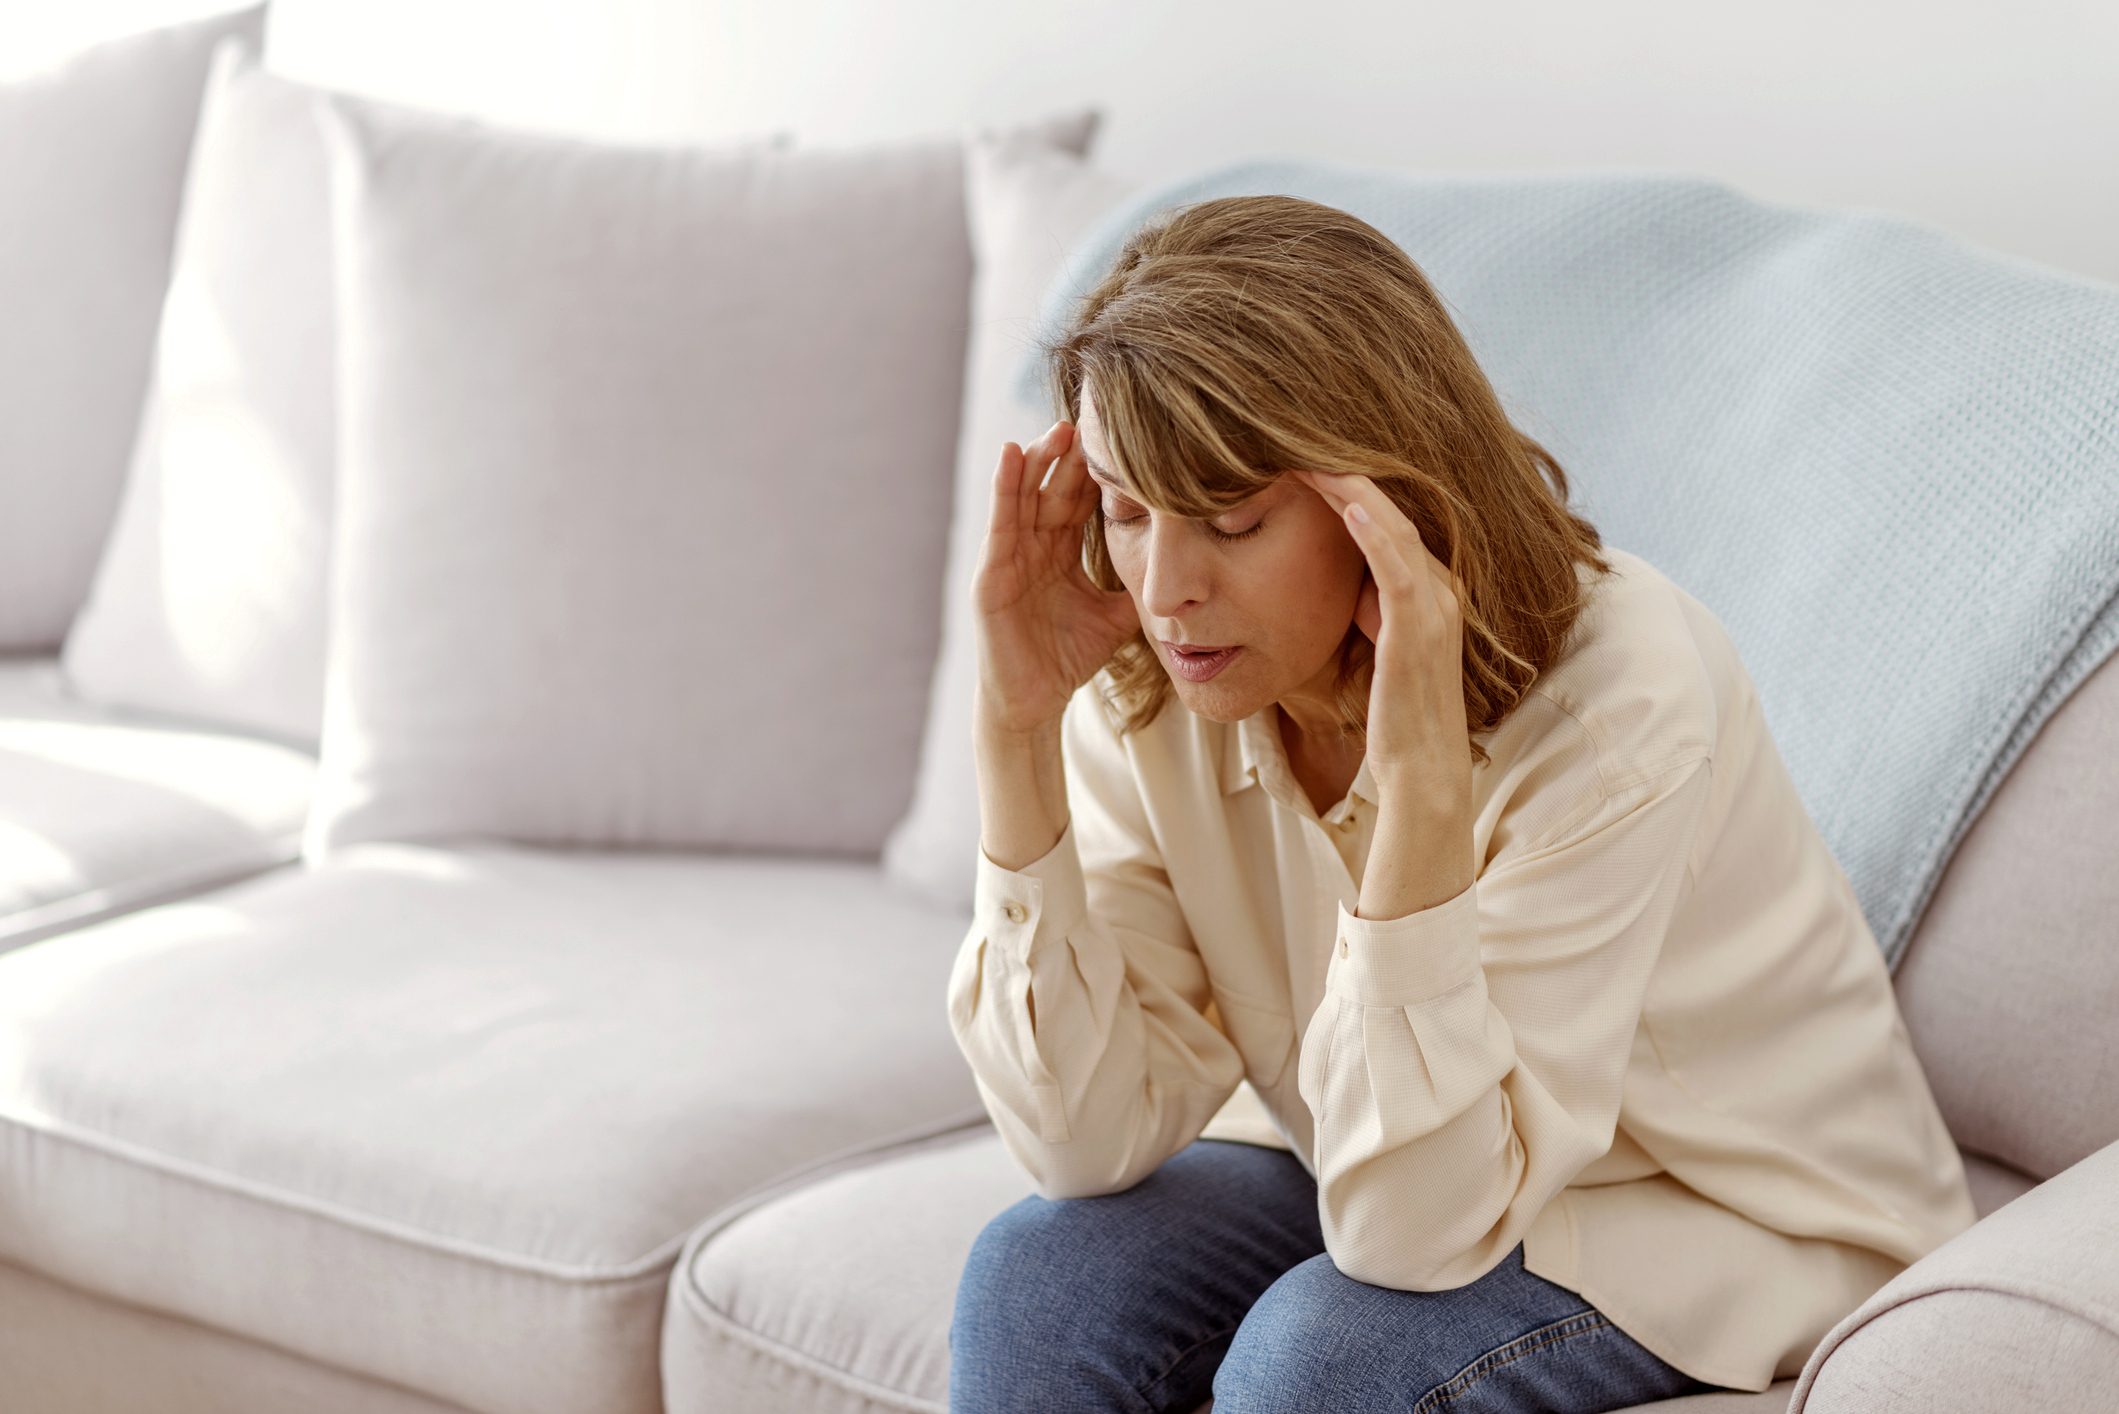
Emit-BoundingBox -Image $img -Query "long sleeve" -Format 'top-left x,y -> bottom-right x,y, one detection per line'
1295,752 -> 1715,1291
944,685 -> 1246,1200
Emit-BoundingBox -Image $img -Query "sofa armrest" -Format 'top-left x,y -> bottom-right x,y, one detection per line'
1787,1137 -> 2119,1412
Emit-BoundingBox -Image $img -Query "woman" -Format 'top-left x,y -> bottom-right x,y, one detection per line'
945,195 -> 1977,1413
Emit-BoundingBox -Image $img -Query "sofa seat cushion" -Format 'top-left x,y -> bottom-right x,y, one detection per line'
0,652 -> 314,951
660,1122 -> 1802,1413
0,840 -> 986,1414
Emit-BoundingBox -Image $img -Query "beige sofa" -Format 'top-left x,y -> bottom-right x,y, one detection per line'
3,8 -> 2116,1414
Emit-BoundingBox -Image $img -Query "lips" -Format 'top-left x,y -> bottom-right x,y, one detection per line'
1164,642 -> 1243,682
1166,641 -> 1235,654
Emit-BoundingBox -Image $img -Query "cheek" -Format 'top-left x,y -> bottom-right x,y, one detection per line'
1267,543 -> 1362,627
1101,532 -> 1142,582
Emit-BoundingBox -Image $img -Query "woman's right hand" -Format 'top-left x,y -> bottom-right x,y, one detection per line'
971,419 -> 1143,737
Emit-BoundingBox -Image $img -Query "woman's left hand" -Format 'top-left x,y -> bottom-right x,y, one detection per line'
1290,468 -> 1473,807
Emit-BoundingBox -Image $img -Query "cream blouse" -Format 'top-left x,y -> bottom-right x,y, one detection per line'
944,544 -> 1979,1392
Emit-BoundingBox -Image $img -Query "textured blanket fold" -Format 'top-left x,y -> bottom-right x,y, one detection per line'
1016,161 -> 2119,971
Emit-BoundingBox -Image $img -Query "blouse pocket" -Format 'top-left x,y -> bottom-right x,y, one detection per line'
1210,985 -> 1295,1091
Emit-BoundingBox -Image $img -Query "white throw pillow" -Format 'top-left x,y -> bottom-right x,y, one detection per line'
61,34 -> 332,747
63,37 -> 789,749
880,130 -> 1138,913
0,1 -> 269,649
304,93 -> 1083,859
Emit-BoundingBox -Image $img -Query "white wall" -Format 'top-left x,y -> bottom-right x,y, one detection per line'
10,0 -> 2117,287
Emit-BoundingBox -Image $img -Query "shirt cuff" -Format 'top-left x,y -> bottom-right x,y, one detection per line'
1326,879 -> 1483,1006
973,816 -> 1090,963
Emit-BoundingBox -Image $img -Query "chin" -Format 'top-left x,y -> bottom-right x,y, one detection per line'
1167,679 -> 1254,720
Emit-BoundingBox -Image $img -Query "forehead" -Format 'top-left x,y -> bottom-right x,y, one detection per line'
1076,389 -> 1277,502
1074,413 -> 1125,487
1087,458 -> 1279,511
1082,449 -> 1123,486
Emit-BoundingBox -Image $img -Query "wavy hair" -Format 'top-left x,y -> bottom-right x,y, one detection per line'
1032,193 -> 1610,769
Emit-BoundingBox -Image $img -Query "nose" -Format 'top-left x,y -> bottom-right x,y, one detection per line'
1134,516 -> 1217,624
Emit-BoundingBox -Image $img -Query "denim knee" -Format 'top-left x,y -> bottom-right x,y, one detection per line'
952,1144 -> 1336,1414
1214,1248 -> 1703,1414
1210,1255 -> 1367,1410
955,1193 -> 1069,1314
949,1193 -> 1153,1413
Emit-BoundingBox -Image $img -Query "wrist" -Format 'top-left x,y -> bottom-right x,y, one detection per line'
972,684 -> 1063,747
1359,792 -> 1476,922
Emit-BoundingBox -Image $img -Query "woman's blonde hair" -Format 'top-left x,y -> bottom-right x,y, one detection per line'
1034,193 -> 1611,769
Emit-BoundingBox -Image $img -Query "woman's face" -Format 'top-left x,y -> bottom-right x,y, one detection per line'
1074,384 -> 1369,728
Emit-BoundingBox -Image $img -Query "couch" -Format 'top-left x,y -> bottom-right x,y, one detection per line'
2,6 -> 2115,1414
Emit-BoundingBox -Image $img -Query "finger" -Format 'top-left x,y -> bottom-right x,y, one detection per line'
990,441 -> 1024,536
1354,482 -> 1429,590
1037,425 -> 1091,531
1002,424 -> 1056,535
1026,421 -> 1072,507
1018,425 -> 1057,531
1307,470 -> 1444,614
1313,468 -> 1389,526
1290,468 -> 1346,515
1340,494 -> 1420,605
1031,422 -> 1082,533
1304,471 -> 1401,559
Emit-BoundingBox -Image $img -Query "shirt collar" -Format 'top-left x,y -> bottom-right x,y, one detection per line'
1222,704 -> 1378,810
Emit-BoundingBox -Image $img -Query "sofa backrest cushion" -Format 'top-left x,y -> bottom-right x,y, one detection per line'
61,35 -> 337,748
303,90 -> 1022,857
0,1 -> 268,649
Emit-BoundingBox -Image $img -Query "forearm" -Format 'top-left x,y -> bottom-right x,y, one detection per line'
949,693 -> 1248,1196
1308,797 -> 1534,1289
1356,787 -> 1476,921
973,690 -> 1069,871
1303,761 -> 1716,1289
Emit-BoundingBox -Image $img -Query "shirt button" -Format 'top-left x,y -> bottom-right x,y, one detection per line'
1004,901 -> 1028,924
1338,936 -> 1349,957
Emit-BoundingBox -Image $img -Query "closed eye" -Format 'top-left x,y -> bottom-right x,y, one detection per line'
1099,509 -> 1266,543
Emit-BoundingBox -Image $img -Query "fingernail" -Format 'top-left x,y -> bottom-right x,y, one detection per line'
1349,503 -> 1369,524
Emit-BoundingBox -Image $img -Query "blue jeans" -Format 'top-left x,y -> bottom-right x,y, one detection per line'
949,1138 -> 1723,1413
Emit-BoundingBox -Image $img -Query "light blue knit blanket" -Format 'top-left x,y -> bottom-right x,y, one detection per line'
1016,160 -> 2119,972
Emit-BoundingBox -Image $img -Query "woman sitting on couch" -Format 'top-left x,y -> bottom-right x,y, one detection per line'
943,192 -> 1978,1414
